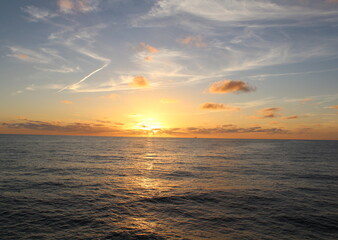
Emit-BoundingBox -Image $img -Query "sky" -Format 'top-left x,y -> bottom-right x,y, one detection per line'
0,0 -> 338,139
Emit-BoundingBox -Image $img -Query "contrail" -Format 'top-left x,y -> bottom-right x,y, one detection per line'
58,61 -> 110,93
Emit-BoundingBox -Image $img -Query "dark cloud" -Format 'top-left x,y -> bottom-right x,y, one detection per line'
251,107 -> 281,119
200,102 -> 240,111
282,115 -> 299,120
2,119 -> 288,136
208,80 -> 255,94
2,119 -> 119,134
157,125 -> 288,135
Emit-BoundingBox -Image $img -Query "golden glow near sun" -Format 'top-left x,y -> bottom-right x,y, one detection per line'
133,117 -> 162,134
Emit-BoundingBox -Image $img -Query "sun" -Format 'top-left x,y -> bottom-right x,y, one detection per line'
134,117 -> 163,134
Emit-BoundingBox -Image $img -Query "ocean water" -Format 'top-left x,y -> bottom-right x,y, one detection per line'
0,135 -> 337,240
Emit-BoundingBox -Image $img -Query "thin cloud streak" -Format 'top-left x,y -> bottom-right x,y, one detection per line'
58,62 -> 110,92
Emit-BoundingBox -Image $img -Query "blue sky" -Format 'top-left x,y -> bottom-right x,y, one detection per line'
0,0 -> 337,139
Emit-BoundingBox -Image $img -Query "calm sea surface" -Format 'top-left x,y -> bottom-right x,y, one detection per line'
0,135 -> 337,239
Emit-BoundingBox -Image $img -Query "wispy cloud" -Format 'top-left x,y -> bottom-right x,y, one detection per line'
61,100 -> 73,104
23,6 -> 57,22
325,105 -> 338,109
138,42 -> 159,53
285,94 -> 338,105
8,46 -> 51,64
200,102 -> 240,111
8,46 -> 80,75
138,0 -> 338,76
298,98 -> 314,103
233,98 -> 276,109
144,0 -> 338,24
36,65 -> 80,73
177,36 -> 207,48
208,80 -> 255,94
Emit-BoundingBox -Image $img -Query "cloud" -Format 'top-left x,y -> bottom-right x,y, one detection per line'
136,0 -> 338,77
177,36 -> 207,48
23,6 -> 57,22
144,56 -> 153,61
158,125 -> 288,135
200,102 -> 240,111
208,80 -> 255,94
129,76 -> 150,88
16,54 -> 31,61
1,119 -> 289,137
36,66 -> 80,73
144,0 -> 338,24
58,0 -> 74,13
2,119 -> 118,134
8,46 -> 51,64
326,105 -> 338,109
61,100 -> 73,104
7,46 -> 80,75
58,48 -> 111,92
233,97 -> 276,109
58,0 -> 99,14
251,107 -> 281,119
138,42 -> 159,53
299,98 -> 313,103
160,98 -> 178,104
282,115 -> 299,120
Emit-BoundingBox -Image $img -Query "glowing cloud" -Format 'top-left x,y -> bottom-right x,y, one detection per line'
58,0 -> 74,12
139,42 -> 159,53
177,36 -> 207,48
58,0 -> 99,13
201,102 -> 240,111
208,80 -> 255,94
61,100 -> 73,104
299,98 -> 313,103
144,56 -> 153,61
326,105 -> 338,109
16,54 -> 31,61
129,76 -> 149,88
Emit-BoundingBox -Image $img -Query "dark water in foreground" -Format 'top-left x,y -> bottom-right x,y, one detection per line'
0,135 -> 337,240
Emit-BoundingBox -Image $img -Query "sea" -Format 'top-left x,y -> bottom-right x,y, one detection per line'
0,134 -> 337,240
